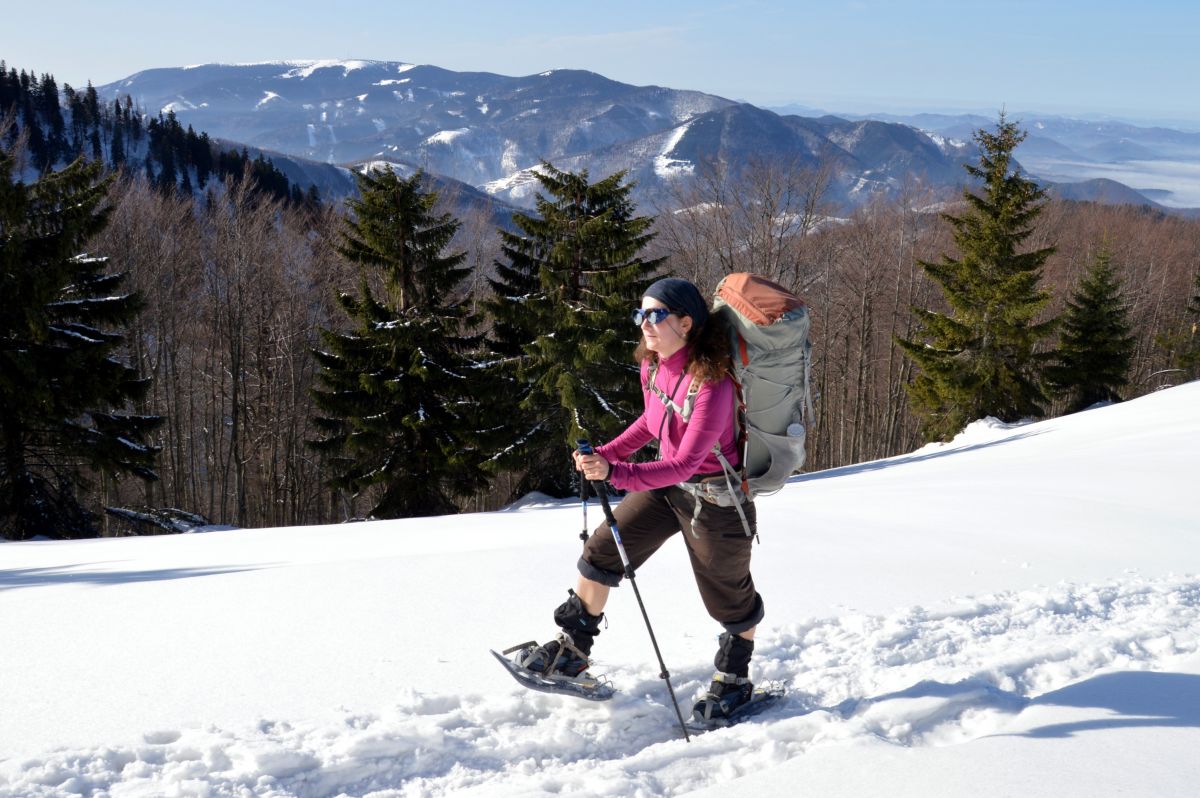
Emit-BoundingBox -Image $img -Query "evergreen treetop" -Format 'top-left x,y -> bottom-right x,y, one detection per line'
484,162 -> 664,498
1045,243 -> 1136,412
312,167 -> 486,518
897,114 -> 1058,441
336,167 -> 469,313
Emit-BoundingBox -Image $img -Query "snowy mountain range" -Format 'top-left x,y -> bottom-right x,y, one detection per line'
97,60 -> 979,209
97,60 -> 1200,213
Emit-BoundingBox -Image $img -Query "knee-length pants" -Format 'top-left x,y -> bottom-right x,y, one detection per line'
577,485 -> 764,635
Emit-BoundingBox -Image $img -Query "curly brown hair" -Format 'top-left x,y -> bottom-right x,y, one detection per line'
634,312 -> 732,384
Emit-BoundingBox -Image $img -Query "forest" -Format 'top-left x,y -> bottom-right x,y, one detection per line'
2,64 -> 1199,539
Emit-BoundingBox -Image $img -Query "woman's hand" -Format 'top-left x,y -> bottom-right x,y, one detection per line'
573,451 -> 612,482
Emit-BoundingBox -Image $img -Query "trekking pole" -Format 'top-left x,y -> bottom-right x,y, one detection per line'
578,469 -> 591,543
577,440 -> 691,743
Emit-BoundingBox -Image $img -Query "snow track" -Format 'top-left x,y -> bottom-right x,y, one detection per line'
5,576 -> 1196,798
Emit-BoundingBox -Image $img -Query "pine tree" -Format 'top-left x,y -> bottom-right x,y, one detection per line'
896,115 -> 1057,441
37,73 -> 65,162
1045,244 -> 1136,412
111,120 -> 125,167
311,168 -> 486,518
482,162 -> 664,498
0,152 -> 161,539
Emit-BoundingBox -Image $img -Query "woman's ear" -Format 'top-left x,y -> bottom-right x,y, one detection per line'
679,315 -> 694,337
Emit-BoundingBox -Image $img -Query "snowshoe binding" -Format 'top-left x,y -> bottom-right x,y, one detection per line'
492,634 -> 615,701
687,671 -> 786,732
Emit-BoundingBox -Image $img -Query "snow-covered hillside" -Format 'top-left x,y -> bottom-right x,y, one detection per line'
2,382 -> 1199,797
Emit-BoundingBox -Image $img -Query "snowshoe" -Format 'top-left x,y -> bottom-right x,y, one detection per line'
687,673 -> 786,732
492,639 -> 615,701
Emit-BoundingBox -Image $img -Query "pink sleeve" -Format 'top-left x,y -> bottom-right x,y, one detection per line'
607,379 -> 733,492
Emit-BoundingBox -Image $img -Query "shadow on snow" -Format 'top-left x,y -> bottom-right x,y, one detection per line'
0,562 -> 273,590
787,429 -> 1047,484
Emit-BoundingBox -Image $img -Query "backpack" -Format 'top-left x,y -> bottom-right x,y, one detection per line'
646,273 -> 815,531
713,272 -> 815,495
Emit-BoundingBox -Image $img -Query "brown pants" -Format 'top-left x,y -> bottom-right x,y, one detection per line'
578,486 -> 764,634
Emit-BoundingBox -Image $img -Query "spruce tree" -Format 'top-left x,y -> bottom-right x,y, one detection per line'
897,115 -> 1057,441
311,168 -> 486,518
0,153 -> 161,539
483,162 -> 664,498
111,122 -> 125,167
1045,244 -> 1136,412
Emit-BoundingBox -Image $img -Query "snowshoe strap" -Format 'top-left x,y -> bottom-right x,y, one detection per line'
534,632 -> 590,676
710,671 -> 752,690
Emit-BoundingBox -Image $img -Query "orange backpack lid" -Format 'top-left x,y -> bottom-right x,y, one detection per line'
717,273 -> 804,326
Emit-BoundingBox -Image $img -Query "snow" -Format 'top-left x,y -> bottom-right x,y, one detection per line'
356,161 -> 415,177
256,91 -> 281,109
278,60 -> 374,79
481,165 -> 547,200
654,122 -> 695,178
424,129 -> 470,146
1,382 -> 1199,797
500,140 -> 522,174
920,130 -> 968,151
160,99 -> 198,115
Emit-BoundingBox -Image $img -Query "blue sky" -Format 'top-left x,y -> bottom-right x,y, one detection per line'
4,0 -> 1197,126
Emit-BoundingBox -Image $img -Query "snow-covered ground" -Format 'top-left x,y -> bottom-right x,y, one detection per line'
2,381 -> 1199,797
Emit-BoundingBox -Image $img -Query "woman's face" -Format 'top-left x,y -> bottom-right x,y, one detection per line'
640,297 -> 692,358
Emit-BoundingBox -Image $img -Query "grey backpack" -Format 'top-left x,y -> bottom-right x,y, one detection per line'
647,273 -> 815,532
714,272 -> 814,497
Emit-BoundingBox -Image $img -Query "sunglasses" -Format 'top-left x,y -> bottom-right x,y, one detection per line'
632,307 -> 675,326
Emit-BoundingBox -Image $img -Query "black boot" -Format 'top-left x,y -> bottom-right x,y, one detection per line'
518,591 -> 604,678
693,633 -> 755,720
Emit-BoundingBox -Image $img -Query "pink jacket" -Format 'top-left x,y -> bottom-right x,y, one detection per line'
595,346 -> 739,493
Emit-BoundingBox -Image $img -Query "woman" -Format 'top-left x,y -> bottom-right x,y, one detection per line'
517,277 -> 764,720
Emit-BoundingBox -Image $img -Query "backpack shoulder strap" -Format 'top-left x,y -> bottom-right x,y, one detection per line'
646,357 -> 702,421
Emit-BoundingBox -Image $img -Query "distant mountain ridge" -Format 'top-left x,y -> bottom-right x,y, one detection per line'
786,108 -> 1200,211
102,60 -> 731,183
97,60 -> 980,209
98,60 -> 1200,212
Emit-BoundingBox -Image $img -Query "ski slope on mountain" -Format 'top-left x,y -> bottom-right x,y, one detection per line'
2,382 -> 1199,797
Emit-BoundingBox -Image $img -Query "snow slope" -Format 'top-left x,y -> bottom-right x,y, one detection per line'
2,382 -> 1199,797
